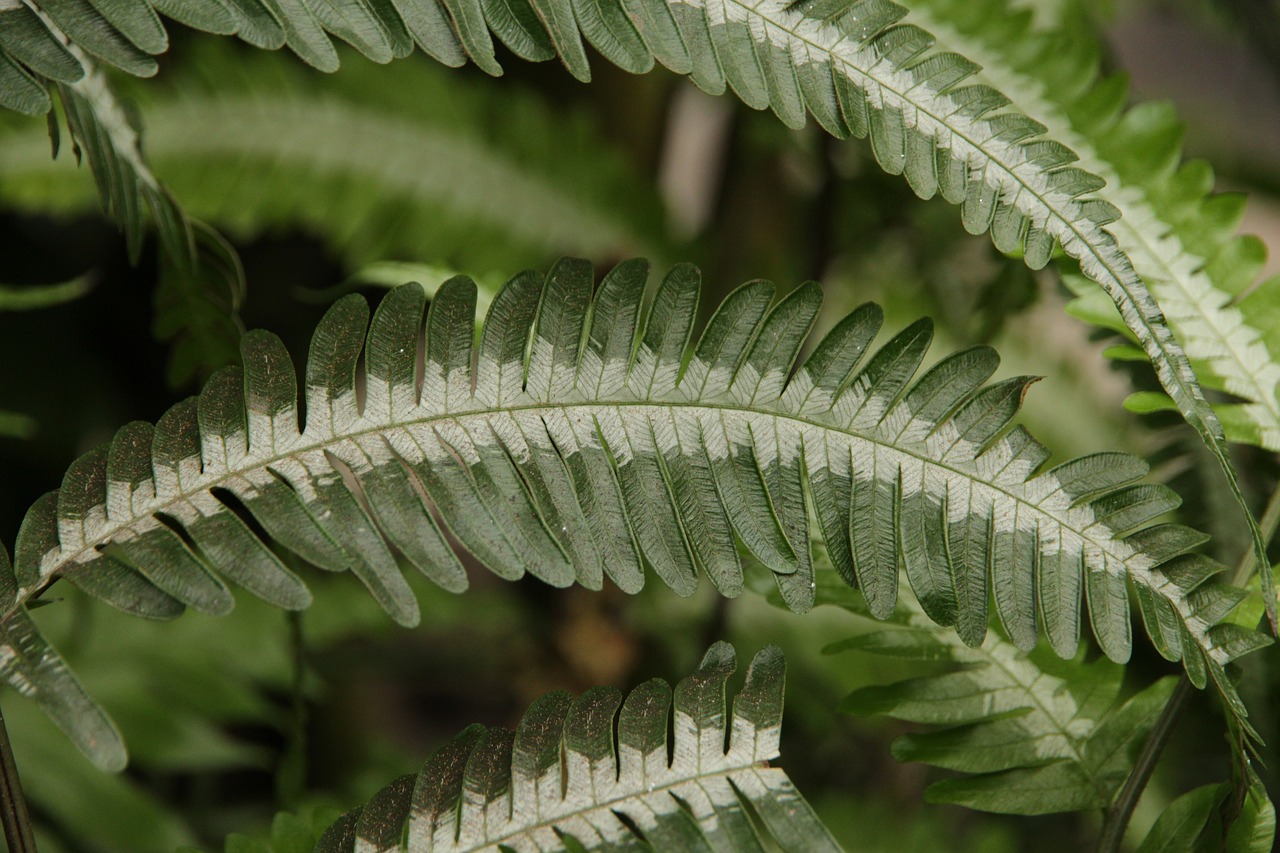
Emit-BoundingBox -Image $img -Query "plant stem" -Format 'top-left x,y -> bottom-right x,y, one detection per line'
1229,476 -> 1280,587
1097,479 -> 1280,852
1096,679 -> 1193,853
0,702 -> 36,852
276,610 -> 309,807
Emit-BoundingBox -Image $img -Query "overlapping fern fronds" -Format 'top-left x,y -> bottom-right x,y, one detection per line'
314,643 -> 839,852
0,0 -> 1256,566
820,573 -> 1177,815
0,259 -> 1264,772
904,0 -> 1280,453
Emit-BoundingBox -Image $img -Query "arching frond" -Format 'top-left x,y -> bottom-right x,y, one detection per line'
903,0 -> 1280,454
2,0 -> 1251,552
0,41 -> 666,274
315,643 -> 840,852
0,259 -> 1263,771
11,32 -> 245,385
822,573 -> 1177,815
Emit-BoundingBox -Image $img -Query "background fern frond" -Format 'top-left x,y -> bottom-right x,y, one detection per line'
2,0 -> 1252,555
313,642 -> 840,852
0,41 -> 668,277
0,258 -> 1263,771
821,572 -> 1176,815
15,37 -> 247,385
902,0 -> 1280,454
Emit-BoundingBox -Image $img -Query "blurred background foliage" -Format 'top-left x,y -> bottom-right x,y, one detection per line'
0,0 -> 1279,849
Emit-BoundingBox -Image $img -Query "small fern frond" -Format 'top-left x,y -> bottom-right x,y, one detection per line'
313,643 -> 840,852
822,574 -> 1176,815
0,41 -> 667,274
0,259 -> 1264,770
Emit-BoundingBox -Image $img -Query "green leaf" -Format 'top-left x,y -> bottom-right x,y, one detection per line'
0,276 -> 94,311
313,644 -> 841,852
0,258 -> 1262,771
1136,777 -> 1276,853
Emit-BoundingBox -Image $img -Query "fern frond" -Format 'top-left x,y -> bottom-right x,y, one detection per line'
313,643 -> 841,852
822,574 -> 1176,815
7,24 -> 246,385
903,0 -> 1280,454
0,258 -> 1264,770
0,41 -> 666,273
3,1 -> 1249,544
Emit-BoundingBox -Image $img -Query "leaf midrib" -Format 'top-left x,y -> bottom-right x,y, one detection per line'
15,396 -> 1150,613
443,754 -> 774,851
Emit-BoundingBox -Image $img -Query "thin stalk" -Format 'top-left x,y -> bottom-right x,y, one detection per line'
0,702 -> 36,852
1230,477 -> 1280,587
275,611 -> 310,806
1097,480 -> 1280,852
1096,680 -> 1193,852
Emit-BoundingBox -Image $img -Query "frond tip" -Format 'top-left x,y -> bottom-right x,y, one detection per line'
0,257 -> 1266,771
315,643 -> 841,852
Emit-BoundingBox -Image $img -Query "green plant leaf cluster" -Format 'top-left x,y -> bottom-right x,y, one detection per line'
900,0 -> 1280,453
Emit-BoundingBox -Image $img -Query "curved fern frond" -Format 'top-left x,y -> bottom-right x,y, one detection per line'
3,1 -> 1249,545
903,0 -> 1280,455
8,23 -> 245,385
0,41 -> 667,274
314,643 -> 841,852
0,258 -> 1263,771
820,574 -> 1177,815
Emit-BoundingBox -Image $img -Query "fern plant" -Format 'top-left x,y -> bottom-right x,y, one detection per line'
3,0 -> 1270,590
0,0 -> 1278,850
